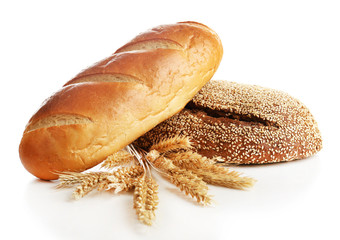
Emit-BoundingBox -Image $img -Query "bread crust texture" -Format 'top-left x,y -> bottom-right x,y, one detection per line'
135,80 -> 322,164
19,22 -> 223,180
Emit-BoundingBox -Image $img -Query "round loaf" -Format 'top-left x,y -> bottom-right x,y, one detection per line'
19,22 -> 223,180
135,80 -> 322,164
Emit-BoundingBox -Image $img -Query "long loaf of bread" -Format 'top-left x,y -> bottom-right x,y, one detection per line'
135,80 -> 322,164
19,22 -> 223,180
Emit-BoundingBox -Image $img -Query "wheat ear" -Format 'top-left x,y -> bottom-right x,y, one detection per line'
71,172 -> 110,200
191,168 -> 255,190
101,150 -> 135,170
144,176 -> 159,222
133,174 -> 159,225
168,151 -> 255,190
147,152 -> 211,205
150,135 -> 192,154
166,151 -> 216,171
57,171 -> 110,189
57,172 -> 86,188
102,165 -> 144,192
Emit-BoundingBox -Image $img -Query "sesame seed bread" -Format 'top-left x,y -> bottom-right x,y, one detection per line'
135,80 -> 322,164
19,22 -> 223,180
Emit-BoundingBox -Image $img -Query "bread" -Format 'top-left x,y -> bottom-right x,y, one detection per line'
19,22 -> 223,180
135,80 -> 322,164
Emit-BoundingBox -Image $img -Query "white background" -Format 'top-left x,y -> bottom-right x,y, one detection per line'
1,0 -> 339,239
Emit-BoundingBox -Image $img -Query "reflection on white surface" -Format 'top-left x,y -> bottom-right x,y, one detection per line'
24,156 -> 320,240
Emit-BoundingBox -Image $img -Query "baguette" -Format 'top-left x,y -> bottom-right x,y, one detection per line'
19,22 -> 223,180
135,80 -> 322,164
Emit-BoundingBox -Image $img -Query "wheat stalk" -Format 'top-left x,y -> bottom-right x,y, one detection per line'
57,171 -> 110,189
148,154 -> 211,205
144,176 -> 159,222
56,135 -> 256,226
71,172 -> 110,200
150,135 -> 192,154
101,150 -> 135,170
168,151 -> 255,189
166,151 -> 216,170
133,174 -> 159,225
57,172 -> 86,188
191,168 -> 256,190
170,151 -> 255,189
103,165 -> 144,192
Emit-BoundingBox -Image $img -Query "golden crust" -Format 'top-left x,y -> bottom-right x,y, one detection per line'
19,22 -> 223,180
135,80 -> 322,164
